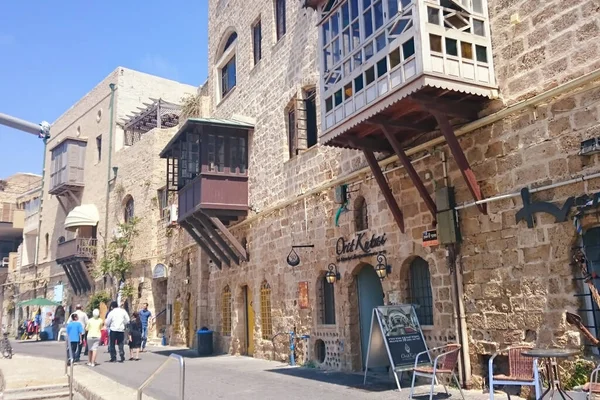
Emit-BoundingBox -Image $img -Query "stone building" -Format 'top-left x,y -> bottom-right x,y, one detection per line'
5,67 -> 198,335
158,0 -> 600,388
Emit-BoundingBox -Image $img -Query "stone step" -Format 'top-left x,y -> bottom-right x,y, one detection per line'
4,384 -> 71,400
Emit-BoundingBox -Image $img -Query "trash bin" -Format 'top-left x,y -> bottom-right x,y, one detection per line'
197,327 -> 213,356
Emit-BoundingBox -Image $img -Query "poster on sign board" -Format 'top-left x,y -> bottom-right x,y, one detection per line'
363,304 -> 431,391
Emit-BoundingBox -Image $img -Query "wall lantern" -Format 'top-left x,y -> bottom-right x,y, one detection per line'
325,263 -> 340,284
375,252 -> 391,280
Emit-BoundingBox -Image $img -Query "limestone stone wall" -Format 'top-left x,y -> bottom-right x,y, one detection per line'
0,174 -> 41,204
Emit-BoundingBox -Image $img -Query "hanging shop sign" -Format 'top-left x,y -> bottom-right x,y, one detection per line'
363,304 -> 431,391
422,230 -> 439,247
298,282 -> 309,309
335,232 -> 387,262
516,187 -> 600,228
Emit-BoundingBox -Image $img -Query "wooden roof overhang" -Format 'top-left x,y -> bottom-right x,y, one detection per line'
160,118 -> 253,270
323,80 -> 493,234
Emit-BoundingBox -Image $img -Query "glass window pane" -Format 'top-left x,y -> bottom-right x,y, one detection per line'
363,0 -> 372,8
374,1 -> 384,30
322,278 -> 336,324
365,42 -> 374,60
388,0 -> 399,18
476,45 -> 488,62
402,37 -> 415,58
473,19 -> 485,36
343,28 -> 351,54
430,34 -> 442,52
354,75 -> 364,92
400,0 -> 411,8
389,47 -> 401,68
376,33 -> 386,51
376,57 -> 388,77
409,258 -> 433,325
344,60 -> 352,76
365,66 -> 375,84
333,38 -> 341,65
240,138 -> 247,173
344,82 -> 353,99
331,12 -> 339,37
326,97 -> 333,112
342,3 -> 350,27
216,136 -> 225,172
364,9 -> 373,38
352,22 -> 361,49
351,0 -> 359,20
473,0 -> 483,14
445,38 -> 458,56
354,51 -> 363,67
427,6 -> 439,24
323,21 -> 330,45
461,41 -> 473,59
334,89 -> 343,106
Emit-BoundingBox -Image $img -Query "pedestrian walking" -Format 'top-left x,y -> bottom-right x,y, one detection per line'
128,312 -> 142,361
67,304 -> 89,359
34,310 -> 41,341
86,309 -> 103,367
105,301 -> 130,363
138,303 -> 153,352
66,314 -> 84,363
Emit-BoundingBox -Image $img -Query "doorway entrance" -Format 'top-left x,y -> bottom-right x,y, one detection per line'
242,285 -> 255,356
357,264 -> 384,369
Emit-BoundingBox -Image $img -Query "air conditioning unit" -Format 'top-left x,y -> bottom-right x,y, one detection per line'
169,205 -> 178,226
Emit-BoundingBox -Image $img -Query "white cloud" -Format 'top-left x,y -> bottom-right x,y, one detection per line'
140,54 -> 179,80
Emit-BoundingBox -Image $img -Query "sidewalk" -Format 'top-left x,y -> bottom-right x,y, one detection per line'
0,354 -> 157,400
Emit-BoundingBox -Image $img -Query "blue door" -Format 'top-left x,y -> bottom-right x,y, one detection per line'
357,265 -> 384,369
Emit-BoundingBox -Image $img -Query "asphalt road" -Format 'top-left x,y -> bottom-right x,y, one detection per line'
11,340 -> 487,400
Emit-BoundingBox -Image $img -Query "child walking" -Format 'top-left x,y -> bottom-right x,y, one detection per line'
66,313 -> 84,364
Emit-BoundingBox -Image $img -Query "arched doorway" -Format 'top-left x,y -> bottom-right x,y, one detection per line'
357,264 -> 384,369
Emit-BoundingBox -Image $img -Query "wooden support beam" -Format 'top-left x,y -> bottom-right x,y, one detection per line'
379,124 -> 438,222
77,261 -> 93,292
431,111 -> 487,214
346,136 -> 392,153
61,264 -> 79,295
188,218 -> 231,267
362,150 -> 405,233
412,93 -> 479,120
210,217 -> 248,261
194,213 -> 240,265
65,190 -> 80,207
57,196 -> 68,213
180,221 -> 222,269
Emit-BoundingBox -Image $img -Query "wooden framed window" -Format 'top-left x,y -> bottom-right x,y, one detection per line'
354,196 -> 368,232
319,276 -> 336,324
260,281 -> 273,339
409,257 -> 434,325
252,19 -> 262,65
222,285 -> 232,336
219,32 -> 238,100
275,0 -> 286,41
157,187 -> 169,219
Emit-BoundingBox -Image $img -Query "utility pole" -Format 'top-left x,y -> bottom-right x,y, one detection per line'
0,112 -> 50,335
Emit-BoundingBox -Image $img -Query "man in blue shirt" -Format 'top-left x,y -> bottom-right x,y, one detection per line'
66,313 -> 84,363
139,303 -> 152,352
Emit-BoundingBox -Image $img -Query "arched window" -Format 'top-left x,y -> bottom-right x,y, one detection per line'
260,281 -> 273,339
409,257 -> 434,325
222,285 -> 232,336
218,32 -> 237,100
318,275 -> 336,325
354,196 -> 368,232
124,196 -> 134,222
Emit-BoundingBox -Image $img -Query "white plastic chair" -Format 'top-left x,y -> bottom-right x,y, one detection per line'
488,346 -> 542,400
409,343 -> 465,400
584,365 -> 600,400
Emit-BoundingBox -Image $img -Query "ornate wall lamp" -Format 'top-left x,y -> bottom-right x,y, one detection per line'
325,263 -> 341,284
375,252 -> 391,280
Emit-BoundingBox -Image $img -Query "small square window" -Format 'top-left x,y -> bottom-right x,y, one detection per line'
461,42 -> 473,59
365,66 -> 375,85
445,38 -> 458,56
473,19 -> 485,36
476,45 -> 488,63
354,75 -> 364,92
376,58 -> 388,77
430,34 -> 442,53
402,38 -> 415,59
427,7 -> 439,25
334,89 -> 343,106
389,48 -> 401,68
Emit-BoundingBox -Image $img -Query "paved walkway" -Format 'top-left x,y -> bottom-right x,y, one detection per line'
8,340 -> 496,400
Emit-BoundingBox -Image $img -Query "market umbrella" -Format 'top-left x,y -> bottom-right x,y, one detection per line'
17,298 -> 61,307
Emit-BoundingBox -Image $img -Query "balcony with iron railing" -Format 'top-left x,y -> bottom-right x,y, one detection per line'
56,238 -> 97,263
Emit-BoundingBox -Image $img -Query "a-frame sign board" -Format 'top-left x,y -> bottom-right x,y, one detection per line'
363,304 -> 431,391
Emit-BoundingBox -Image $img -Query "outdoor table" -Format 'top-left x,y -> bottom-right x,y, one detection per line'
522,348 -> 580,400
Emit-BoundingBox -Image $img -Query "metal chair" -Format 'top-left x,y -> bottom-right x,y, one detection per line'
583,365 -> 600,399
409,343 -> 465,400
488,346 -> 542,400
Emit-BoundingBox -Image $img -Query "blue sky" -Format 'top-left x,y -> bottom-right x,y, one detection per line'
0,1 -> 208,178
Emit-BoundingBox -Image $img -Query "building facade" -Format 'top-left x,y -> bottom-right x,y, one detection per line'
158,0 -> 600,388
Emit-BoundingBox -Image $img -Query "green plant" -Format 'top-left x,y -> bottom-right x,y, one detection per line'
563,358 -> 596,390
98,217 -> 140,293
86,291 -> 112,315
120,283 -> 136,299
303,360 -> 317,369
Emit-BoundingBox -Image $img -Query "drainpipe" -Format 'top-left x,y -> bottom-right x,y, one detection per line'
104,84 -> 117,259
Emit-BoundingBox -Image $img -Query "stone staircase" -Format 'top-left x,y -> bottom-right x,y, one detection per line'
3,383 -> 74,400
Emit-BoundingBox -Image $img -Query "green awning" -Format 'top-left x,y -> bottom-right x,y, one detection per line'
18,298 -> 61,307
